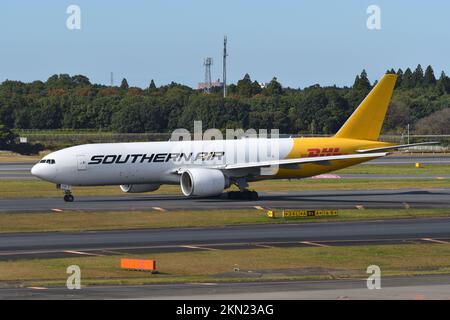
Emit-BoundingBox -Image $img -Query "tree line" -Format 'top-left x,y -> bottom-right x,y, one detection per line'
0,65 -> 449,138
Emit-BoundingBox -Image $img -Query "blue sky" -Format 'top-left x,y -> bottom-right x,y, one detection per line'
0,0 -> 449,88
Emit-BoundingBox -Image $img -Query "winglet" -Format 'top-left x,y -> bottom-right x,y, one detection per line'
335,74 -> 397,141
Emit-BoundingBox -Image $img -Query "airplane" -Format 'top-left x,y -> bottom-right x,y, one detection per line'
31,73 -> 437,202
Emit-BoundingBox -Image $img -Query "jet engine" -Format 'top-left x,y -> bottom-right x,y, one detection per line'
180,168 -> 227,197
120,184 -> 160,193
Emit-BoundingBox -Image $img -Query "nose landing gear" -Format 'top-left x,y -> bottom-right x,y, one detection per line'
63,191 -> 74,202
58,184 -> 74,202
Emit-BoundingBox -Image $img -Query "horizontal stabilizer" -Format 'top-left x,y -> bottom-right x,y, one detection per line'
356,142 -> 439,153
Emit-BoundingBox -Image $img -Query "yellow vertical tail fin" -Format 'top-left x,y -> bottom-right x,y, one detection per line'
335,73 -> 397,141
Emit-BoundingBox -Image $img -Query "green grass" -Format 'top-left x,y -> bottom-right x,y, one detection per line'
2,244 -> 450,287
336,164 -> 450,175
1,178 -> 449,199
0,208 -> 448,234
0,152 -> 48,163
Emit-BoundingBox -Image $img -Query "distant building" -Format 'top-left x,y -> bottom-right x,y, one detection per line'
259,82 -> 268,89
197,79 -> 223,91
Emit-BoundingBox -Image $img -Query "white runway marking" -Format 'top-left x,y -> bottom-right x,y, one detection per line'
101,250 -> 124,255
299,241 -> 329,247
152,207 -> 167,212
180,245 -> 219,251
64,250 -> 104,256
421,238 -> 449,244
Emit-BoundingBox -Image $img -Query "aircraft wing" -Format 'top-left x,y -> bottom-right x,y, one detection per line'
356,141 -> 439,153
209,152 -> 388,170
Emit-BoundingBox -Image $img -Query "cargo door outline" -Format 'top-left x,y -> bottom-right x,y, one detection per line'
77,155 -> 88,171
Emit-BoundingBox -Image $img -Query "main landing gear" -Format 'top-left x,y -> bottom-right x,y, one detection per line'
226,178 -> 259,200
58,184 -> 74,202
227,190 -> 259,200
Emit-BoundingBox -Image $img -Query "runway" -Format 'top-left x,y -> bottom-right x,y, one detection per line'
2,275 -> 450,299
0,162 -> 33,179
1,188 -> 449,213
1,217 -> 450,260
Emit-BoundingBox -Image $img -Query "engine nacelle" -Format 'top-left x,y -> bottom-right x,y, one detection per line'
180,168 -> 226,197
120,184 -> 160,193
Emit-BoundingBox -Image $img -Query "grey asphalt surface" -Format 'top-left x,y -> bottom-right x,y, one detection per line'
1,217 -> 450,260
1,188 -> 449,213
2,275 -> 450,300
0,162 -> 33,179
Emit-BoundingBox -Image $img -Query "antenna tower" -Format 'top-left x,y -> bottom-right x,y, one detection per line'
223,36 -> 228,98
203,57 -> 213,93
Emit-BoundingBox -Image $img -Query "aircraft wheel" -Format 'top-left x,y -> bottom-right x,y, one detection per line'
250,191 -> 259,200
227,191 -> 240,199
64,194 -> 74,202
244,190 -> 258,200
227,190 -> 259,200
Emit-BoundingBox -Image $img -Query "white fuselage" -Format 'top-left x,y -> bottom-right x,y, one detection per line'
31,138 -> 293,186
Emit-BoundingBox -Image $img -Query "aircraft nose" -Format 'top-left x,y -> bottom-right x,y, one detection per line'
31,163 -> 55,181
31,164 -> 42,178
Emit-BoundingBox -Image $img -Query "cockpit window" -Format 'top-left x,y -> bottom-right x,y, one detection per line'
40,159 -> 55,164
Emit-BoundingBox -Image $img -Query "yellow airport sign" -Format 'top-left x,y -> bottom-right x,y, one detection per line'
267,209 -> 338,218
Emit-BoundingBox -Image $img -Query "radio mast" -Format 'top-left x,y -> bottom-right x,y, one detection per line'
223,36 -> 228,98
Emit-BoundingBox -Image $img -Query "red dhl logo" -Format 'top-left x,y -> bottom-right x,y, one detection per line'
307,148 -> 341,157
